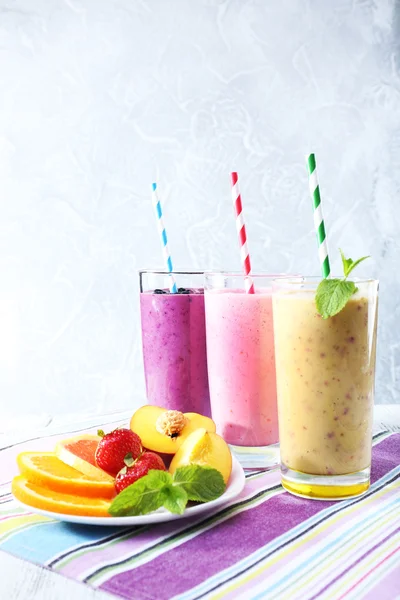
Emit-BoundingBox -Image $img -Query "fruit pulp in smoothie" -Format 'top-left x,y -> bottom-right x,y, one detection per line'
140,289 -> 211,416
205,289 -> 278,446
273,292 -> 377,476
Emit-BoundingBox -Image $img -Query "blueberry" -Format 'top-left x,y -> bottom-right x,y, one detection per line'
178,287 -> 190,294
154,289 -> 167,294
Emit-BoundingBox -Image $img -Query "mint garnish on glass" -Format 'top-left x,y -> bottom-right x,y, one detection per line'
109,465 -> 226,517
315,249 -> 370,319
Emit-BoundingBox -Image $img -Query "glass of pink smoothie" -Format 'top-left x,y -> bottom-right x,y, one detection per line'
272,276 -> 379,500
139,270 -> 211,416
204,272 -> 287,468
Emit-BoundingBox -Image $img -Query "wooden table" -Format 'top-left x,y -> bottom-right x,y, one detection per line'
1,405 -> 399,600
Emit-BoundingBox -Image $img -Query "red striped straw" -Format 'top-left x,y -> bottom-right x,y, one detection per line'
231,172 -> 255,294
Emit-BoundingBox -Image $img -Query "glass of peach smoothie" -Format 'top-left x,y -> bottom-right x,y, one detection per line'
272,277 -> 379,500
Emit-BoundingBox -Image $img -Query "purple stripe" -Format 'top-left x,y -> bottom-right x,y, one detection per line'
58,472 -> 280,578
100,434 -> 400,600
310,528 -> 400,600
222,483 -> 400,600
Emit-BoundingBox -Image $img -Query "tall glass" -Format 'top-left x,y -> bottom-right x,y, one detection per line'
139,270 -> 211,416
272,277 -> 379,500
204,273 -> 284,468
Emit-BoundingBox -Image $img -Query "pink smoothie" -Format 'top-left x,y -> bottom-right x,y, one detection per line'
204,289 -> 278,446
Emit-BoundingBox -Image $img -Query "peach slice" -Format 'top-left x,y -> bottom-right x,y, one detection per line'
130,405 -> 216,455
169,428 -> 232,484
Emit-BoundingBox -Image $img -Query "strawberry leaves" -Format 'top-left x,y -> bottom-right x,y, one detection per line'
123,453 -> 135,467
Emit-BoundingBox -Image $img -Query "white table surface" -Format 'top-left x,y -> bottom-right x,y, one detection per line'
1,405 -> 399,600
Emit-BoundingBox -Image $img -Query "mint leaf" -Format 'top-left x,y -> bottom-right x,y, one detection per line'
339,249 -> 353,278
109,470 -> 172,517
315,279 -> 357,319
172,465 -> 226,502
315,249 -> 371,318
160,484 -> 188,514
340,249 -> 370,279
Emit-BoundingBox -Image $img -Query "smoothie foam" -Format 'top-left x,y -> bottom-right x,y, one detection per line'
205,288 -> 278,446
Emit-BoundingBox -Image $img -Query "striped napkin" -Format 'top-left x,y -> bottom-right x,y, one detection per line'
0,427 -> 399,600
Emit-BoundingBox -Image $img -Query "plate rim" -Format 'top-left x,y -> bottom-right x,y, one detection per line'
13,455 -> 245,526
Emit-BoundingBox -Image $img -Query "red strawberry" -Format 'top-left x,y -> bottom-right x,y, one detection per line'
115,451 -> 166,494
95,428 -> 142,476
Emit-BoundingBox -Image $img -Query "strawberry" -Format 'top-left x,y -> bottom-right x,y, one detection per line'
115,451 -> 166,494
95,428 -> 142,477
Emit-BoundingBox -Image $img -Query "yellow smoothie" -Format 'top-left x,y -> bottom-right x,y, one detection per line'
273,290 -> 378,477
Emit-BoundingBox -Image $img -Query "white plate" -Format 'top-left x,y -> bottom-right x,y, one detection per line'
14,456 -> 245,526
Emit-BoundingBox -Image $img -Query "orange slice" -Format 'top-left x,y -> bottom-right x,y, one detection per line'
55,435 -> 114,483
12,475 -> 111,517
17,452 -> 115,499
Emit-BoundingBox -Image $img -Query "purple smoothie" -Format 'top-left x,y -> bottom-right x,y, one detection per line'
140,288 -> 211,416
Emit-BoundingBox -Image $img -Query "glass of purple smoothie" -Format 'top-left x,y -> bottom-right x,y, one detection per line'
139,270 -> 211,417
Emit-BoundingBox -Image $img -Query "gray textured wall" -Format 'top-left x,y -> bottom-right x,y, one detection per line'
1,0 -> 399,419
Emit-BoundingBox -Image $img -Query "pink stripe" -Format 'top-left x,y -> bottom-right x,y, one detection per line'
359,549 -> 400,600
57,471 -> 281,580
0,511 -> 26,523
337,545 -> 400,600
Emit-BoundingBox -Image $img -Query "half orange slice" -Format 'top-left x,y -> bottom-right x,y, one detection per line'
12,476 -> 112,517
17,452 -> 115,499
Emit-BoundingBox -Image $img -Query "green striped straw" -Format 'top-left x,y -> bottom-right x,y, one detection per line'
307,153 -> 331,278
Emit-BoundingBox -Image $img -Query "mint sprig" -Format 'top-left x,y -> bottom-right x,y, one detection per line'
108,465 -> 226,517
315,249 -> 370,319
339,249 -> 370,279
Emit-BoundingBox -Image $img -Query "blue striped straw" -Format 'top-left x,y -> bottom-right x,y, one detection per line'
151,183 -> 177,293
